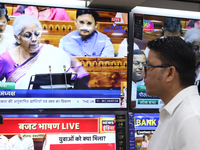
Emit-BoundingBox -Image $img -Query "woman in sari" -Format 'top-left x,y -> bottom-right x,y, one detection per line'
0,15 -> 89,89
185,28 -> 200,91
13,5 -> 71,21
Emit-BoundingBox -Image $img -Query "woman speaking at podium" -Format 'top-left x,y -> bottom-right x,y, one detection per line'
0,15 -> 89,89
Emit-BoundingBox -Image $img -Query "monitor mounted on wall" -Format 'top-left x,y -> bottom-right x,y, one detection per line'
0,3 -> 129,111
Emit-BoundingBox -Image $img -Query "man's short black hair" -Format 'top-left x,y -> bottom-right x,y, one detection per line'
161,17 -> 183,35
0,4 -> 10,22
147,36 -> 196,87
76,9 -> 99,22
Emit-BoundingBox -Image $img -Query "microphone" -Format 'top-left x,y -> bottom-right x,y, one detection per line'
49,65 -> 53,90
63,65 -> 68,89
14,64 -> 19,68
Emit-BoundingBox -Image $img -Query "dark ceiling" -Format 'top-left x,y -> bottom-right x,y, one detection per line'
87,0 -> 200,11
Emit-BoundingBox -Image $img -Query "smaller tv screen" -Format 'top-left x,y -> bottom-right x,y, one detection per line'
131,13 -> 194,109
0,114 -> 116,150
129,112 -> 160,150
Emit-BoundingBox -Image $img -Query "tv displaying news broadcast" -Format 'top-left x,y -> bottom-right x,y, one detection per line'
0,3 -> 128,109
129,112 -> 160,150
0,114 -> 116,150
131,13 -> 194,109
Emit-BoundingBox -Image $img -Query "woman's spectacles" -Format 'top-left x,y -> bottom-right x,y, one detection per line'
22,30 -> 42,39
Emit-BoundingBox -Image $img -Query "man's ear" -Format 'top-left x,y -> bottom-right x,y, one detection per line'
75,19 -> 78,27
166,66 -> 176,83
95,22 -> 98,29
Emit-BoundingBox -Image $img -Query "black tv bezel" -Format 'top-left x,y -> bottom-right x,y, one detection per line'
0,2 -> 132,113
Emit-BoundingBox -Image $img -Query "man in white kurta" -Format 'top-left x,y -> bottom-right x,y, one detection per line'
8,135 -> 34,150
0,135 -> 10,149
0,4 -> 15,54
117,38 -> 139,57
131,49 -> 146,108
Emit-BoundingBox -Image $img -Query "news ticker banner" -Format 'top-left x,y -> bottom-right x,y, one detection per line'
0,117 -> 115,134
0,89 -> 122,108
0,98 -> 121,108
136,85 -> 164,108
129,113 -> 160,150
0,89 -> 120,98
46,134 -> 115,150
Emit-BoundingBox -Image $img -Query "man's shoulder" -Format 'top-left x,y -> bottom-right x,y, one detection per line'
62,30 -> 79,38
95,30 -> 110,39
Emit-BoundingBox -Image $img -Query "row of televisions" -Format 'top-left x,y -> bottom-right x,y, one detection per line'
0,1 -> 198,112
1,1 -> 197,150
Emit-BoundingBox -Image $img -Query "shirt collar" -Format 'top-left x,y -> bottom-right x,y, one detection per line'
73,30 -> 97,42
159,85 -> 198,115
132,79 -> 144,85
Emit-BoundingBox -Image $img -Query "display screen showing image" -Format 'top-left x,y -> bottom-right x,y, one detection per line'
0,3 -> 128,109
129,112 -> 160,150
0,114 -> 116,150
131,14 -> 197,109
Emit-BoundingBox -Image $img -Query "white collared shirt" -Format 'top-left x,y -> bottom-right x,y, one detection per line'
131,79 -> 144,101
147,85 -> 200,150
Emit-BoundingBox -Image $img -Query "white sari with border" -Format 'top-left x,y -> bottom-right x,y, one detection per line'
8,44 -> 73,89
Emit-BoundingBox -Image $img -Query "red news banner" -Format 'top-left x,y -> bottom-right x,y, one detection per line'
0,117 -> 115,150
1,117 -> 99,133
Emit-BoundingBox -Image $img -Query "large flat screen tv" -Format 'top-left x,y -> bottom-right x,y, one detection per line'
0,114 -> 125,150
0,3 -> 129,110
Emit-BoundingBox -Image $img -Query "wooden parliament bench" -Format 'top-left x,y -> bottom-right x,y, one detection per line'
75,57 -> 127,88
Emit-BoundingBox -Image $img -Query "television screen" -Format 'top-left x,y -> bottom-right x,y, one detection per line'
0,3 -> 129,109
129,111 -> 160,150
131,13 -> 193,109
0,114 -> 119,150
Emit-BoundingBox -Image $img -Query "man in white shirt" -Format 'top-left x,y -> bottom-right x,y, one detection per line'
8,134 -> 34,150
0,135 -> 10,149
0,4 -> 15,54
117,38 -> 139,57
142,36 -> 200,150
131,49 -> 146,108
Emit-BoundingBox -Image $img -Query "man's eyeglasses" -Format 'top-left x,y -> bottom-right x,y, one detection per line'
22,30 -> 42,40
193,45 -> 200,52
144,65 -> 172,75
78,20 -> 94,26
